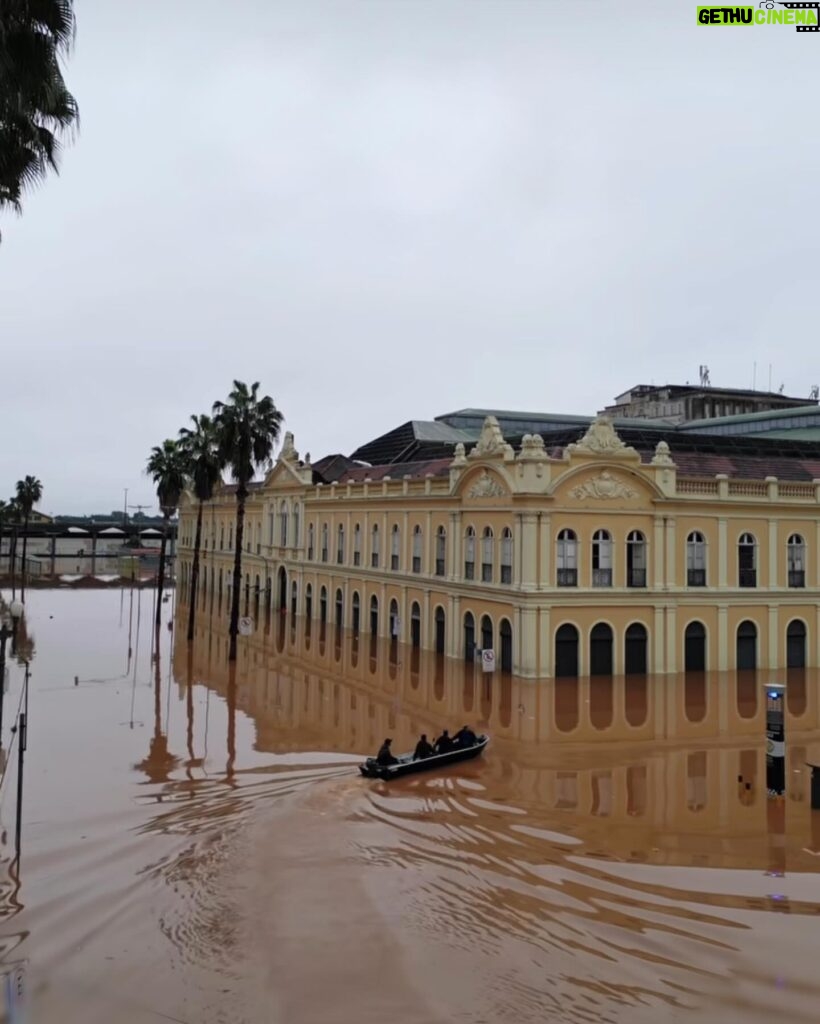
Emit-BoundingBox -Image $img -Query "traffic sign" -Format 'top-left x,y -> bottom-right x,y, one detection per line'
482,649 -> 495,673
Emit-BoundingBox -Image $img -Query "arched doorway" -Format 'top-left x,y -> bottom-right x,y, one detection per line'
352,591 -> 360,636
684,621 -> 706,673
291,581 -> 297,617
278,567 -> 287,610
624,623 -> 647,676
787,619 -> 806,669
370,595 -> 379,636
590,623 -> 613,676
335,588 -> 343,630
265,576 -> 271,610
389,598 -> 399,639
305,583 -> 312,620
319,586 -> 327,625
254,574 -> 260,616
464,612 -> 475,662
480,615 -> 493,654
555,624 -> 579,678
736,620 -> 757,671
244,573 -> 250,615
411,602 -> 421,647
435,606 -> 446,655
499,618 -> 512,673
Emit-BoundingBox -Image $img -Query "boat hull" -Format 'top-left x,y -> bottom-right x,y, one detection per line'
358,735 -> 489,780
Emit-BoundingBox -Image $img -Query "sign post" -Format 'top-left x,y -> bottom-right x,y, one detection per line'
481,649 -> 495,673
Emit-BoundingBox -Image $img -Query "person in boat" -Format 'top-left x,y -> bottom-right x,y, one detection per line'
376,738 -> 399,766
413,734 -> 434,760
434,729 -> 455,754
454,724 -> 478,748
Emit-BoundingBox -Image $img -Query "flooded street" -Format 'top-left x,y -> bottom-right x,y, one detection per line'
1,587 -> 820,1023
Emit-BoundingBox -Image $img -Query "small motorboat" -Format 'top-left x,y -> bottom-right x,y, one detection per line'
358,735 -> 489,780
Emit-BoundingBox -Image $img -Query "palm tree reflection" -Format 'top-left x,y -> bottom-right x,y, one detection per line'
135,627 -> 180,787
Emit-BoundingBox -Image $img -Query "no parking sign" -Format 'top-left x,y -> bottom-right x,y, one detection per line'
481,649 -> 495,673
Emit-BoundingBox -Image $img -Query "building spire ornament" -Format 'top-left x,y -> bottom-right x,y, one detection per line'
469,416 -> 508,458
279,431 -> 298,463
568,415 -> 629,456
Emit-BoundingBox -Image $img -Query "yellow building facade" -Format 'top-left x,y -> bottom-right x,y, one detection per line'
177,415 -> 820,680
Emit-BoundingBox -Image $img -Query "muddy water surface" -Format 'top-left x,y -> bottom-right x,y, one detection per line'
1,588 -> 819,1023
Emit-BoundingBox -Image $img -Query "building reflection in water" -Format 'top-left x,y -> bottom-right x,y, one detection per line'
173,598 -> 820,871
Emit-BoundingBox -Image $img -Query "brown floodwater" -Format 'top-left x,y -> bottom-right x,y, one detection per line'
1,587 -> 820,1023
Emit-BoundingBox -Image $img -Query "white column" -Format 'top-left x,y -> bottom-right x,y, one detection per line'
718,518 -> 728,589
425,511 -> 433,575
653,605 -> 664,673
665,605 -> 677,674
768,604 -> 778,670
665,518 -> 676,590
538,513 -> 551,590
768,518 -> 778,589
717,604 -> 728,671
519,606 -> 537,678
653,516 -> 664,589
520,512 -> 538,591
451,594 -> 461,657
449,511 -> 461,582
539,605 -> 551,677
422,589 -> 431,650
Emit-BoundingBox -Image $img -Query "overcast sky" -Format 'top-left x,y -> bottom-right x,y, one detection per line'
1,1 -> 818,515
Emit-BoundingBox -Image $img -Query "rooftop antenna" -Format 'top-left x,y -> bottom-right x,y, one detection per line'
810,385 -> 819,401
699,365 -> 710,387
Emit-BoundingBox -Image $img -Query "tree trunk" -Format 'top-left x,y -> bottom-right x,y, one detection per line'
156,516 -> 169,629
10,526 -> 17,592
228,487 -> 247,662
21,512 -> 29,600
187,500 -> 204,642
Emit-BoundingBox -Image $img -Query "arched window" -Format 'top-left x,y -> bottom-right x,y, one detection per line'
501,528 -> 513,584
435,606 -> 446,655
351,591 -> 360,636
319,585 -> 327,624
624,623 -> 647,675
305,582 -> 313,619
555,624 -> 579,678
435,526 -> 446,577
686,531 -> 706,586
307,523 -> 315,561
463,612 -> 476,661
370,594 -> 378,635
411,601 -> 421,647
738,533 -> 756,588
787,619 -> 806,669
499,618 -> 513,672
353,523 -> 361,566
557,529 -> 577,587
292,503 -> 300,548
592,530 -> 612,587
788,534 -> 805,588
481,527 -> 493,582
464,527 -> 475,580
390,524 -> 400,571
321,523 -> 328,563
480,614 -> 493,652
736,619 -> 757,670
371,524 -> 379,568
280,500 -> 289,547
335,588 -> 343,629
412,525 -> 422,574
626,531 -> 646,588
337,523 -> 345,565
291,580 -> 297,617
684,621 -> 706,673
590,623 -> 613,676
389,598 -> 400,640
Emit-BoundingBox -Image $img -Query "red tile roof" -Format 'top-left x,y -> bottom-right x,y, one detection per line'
338,457 -> 452,483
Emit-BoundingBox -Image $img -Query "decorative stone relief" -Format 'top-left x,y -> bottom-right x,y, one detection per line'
279,431 -> 298,462
568,415 -> 629,456
518,433 -> 547,460
569,471 -> 637,500
467,469 -> 507,498
469,416 -> 512,458
451,442 -> 467,467
651,439 -> 674,466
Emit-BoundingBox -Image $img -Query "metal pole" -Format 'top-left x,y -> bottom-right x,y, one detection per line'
14,667 -> 28,864
0,625 -> 7,744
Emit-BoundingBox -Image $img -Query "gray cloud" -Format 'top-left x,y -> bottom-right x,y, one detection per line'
1,0 -> 817,513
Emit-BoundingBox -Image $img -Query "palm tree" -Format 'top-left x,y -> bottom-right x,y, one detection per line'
178,413 -> 223,642
146,439 -> 187,629
15,475 -> 42,599
212,381 -> 283,661
0,0 -> 79,240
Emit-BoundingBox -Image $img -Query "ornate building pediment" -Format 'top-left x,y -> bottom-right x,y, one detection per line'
569,471 -> 637,500
567,416 -> 636,458
465,469 -> 508,499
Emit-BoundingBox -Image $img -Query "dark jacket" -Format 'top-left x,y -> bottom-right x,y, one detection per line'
413,738 -> 434,760
454,728 -> 478,748
377,744 -> 398,766
434,733 -> 454,754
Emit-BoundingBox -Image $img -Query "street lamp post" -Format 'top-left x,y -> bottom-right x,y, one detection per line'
9,599 -> 23,657
0,621 -> 9,744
